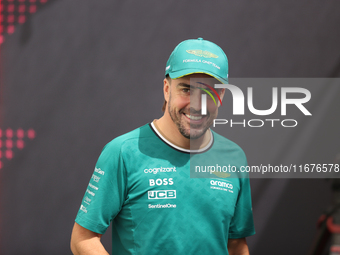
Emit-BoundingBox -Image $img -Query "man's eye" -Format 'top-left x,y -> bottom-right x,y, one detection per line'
182,88 -> 190,93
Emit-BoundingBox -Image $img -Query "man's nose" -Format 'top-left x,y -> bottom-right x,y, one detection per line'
190,89 -> 202,111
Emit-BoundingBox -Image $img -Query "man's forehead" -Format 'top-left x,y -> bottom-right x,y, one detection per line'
176,83 -> 222,92
176,79 -> 219,89
174,73 -> 218,85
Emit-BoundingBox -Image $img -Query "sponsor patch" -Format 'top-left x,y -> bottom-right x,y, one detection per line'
148,190 -> 176,199
186,49 -> 218,58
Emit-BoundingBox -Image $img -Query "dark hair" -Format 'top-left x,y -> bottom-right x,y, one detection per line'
162,75 -> 171,112
162,100 -> 167,112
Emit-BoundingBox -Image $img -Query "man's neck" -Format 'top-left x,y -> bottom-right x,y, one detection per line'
153,115 -> 211,151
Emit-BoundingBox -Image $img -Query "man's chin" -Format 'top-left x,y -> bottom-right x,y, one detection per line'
183,128 -> 208,140
177,122 -> 211,140
178,129 -> 201,140
189,132 -> 205,140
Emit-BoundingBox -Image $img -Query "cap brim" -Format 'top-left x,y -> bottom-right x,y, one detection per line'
168,69 -> 228,84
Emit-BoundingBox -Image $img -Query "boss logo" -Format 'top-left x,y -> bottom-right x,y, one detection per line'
149,178 -> 174,186
148,190 -> 176,199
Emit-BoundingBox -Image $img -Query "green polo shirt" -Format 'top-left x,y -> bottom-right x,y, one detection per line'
75,123 -> 255,254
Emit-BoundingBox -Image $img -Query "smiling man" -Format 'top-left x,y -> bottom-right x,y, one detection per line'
71,38 -> 255,255
158,73 -> 223,150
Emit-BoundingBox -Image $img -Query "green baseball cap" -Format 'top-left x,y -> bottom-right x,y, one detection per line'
165,38 -> 228,83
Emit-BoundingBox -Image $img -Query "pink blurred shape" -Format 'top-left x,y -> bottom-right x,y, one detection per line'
27,129 -> 36,139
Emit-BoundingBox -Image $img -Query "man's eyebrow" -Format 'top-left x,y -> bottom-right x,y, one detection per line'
176,83 -> 195,89
176,83 -> 216,91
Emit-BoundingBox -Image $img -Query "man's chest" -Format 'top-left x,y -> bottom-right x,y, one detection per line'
122,156 -> 241,219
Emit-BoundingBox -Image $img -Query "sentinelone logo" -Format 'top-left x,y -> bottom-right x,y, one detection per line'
201,84 -> 312,128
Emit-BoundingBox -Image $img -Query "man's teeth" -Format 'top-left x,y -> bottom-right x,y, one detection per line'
185,114 -> 203,120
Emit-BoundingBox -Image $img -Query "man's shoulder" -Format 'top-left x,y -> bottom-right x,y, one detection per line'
102,123 -> 154,151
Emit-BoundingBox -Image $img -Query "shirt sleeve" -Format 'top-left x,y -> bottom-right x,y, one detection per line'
75,139 -> 127,234
228,175 -> 256,239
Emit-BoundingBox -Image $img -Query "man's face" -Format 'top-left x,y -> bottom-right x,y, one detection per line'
165,73 -> 224,140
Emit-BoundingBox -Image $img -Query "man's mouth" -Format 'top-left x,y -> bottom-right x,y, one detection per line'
184,113 -> 203,120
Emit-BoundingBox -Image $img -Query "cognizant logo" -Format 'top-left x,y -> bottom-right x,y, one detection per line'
144,167 -> 177,174
200,84 -> 312,128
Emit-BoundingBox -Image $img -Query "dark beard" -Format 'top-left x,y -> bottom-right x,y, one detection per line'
168,96 -> 211,140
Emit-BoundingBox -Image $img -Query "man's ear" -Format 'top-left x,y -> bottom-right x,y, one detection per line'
163,78 -> 170,102
218,88 -> 225,107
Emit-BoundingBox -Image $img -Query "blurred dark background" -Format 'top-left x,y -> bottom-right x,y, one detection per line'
1,0 -> 340,254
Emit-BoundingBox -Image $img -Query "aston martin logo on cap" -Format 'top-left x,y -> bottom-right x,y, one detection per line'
186,50 -> 218,58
